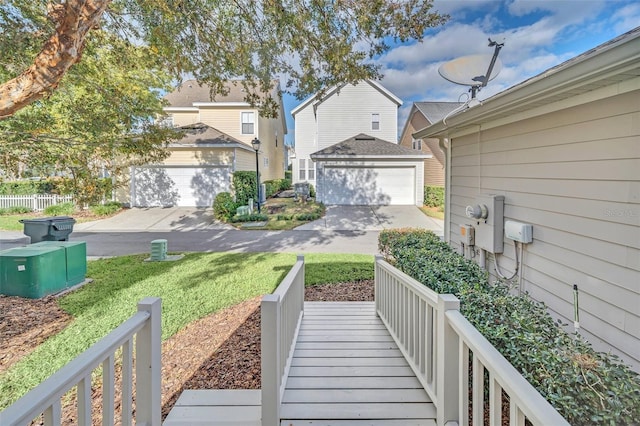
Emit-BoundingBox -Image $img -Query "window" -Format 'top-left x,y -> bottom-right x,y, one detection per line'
299,159 -> 306,180
308,160 -> 315,180
158,115 -> 174,128
298,159 -> 315,181
412,139 -> 422,150
263,157 -> 269,168
241,112 -> 255,134
371,113 -> 380,130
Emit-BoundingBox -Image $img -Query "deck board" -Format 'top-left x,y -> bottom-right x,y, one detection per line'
281,302 -> 434,425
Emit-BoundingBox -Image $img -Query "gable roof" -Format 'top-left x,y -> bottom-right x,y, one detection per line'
165,80 -> 269,107
414,26 -> 640,139
170,123 -> 253,151
414,102 -> 465,124
291,80 -> 402,116
310,134 -> 429,159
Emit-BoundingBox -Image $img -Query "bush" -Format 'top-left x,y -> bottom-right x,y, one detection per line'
43,202 -> 75,216
378,229 -> 640,425
0,180 -> 57,195
230,213 -> 268,223
213,192 -> 238,222
0,206 -> 32,215
264,178 -> 292,198
89,201 -> 122,216
232,171 -> 257,206
424,185 -> 444,208
284,170 -> 292,180
309,184 -> 316,198
294,212 -> 321,221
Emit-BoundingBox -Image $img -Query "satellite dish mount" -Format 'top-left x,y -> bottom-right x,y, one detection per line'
439,38 -> 505,99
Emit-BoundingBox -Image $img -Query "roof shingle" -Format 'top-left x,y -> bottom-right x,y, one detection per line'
311,134 -> 428,158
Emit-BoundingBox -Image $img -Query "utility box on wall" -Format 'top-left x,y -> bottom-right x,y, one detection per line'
465,194 -> 505,253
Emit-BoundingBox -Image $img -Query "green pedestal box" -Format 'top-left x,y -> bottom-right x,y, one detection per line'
0,246 -> 67,298
31,241 -> 87,286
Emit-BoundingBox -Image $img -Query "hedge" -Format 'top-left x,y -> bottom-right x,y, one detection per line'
264,178 -> 292,198
378,228 -> 640,425
232,171 -> 257,206
423,185 -> 444,208
213,192 -> 237,222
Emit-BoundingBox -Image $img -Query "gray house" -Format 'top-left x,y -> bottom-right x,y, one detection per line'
414,28 -> 640,371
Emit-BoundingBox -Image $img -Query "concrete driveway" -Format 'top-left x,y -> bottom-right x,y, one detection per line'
295,205 -> 444,233
73,207 -> 232,232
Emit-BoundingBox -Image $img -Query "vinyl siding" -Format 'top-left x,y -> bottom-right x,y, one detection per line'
163,148 -> 233,166
235,149 -> 256,172
293,81 -> 399,185
198,107 -> 257,144
171,111 -> 199,126
398,110 -> 444,187
448,89 -> 640,371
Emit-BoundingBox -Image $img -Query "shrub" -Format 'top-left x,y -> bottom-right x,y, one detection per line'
0,180 -> 57,195
0,206 -> 32,215
295,212 -> 321,221
424,185 -> 444,208
230,213 -> 268,223
309,184 -> 316,198
263,179 -> 292,199
276,214 -> 294,221
378,229 -> 640,425
213,192 -> 237,222
233,171 -> 257,206
284,170 -> 292,180
43,202 -> 75,216
89,202 -> 122,216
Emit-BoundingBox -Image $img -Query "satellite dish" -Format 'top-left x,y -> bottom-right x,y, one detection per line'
438,39 -> 504,98
439,54 -> 502,87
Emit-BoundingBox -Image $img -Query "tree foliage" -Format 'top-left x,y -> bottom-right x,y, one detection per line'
0,0 -> 447,118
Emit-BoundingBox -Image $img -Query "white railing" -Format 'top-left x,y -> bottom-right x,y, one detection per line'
261,255 -> 305,426
0,194 -> 74,211
0,298 -> 162,426
374,256 -> 568,426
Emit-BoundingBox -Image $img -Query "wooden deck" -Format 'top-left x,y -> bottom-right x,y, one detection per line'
164,301 -> 435,426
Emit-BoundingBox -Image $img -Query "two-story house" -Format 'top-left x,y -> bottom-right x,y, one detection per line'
292,80 -> 427,206
123,80 -> 286,207
398,102 -> 463,187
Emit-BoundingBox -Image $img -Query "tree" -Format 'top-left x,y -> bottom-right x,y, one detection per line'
0,30 -> 178,205
0,0 -> 447,119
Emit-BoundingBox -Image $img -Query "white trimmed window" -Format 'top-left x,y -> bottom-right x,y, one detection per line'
412,139 -> 422,150
299,159 -> 306,180
263,157 -> 269,168
241,112 -> 255,134
371,113 -> 380,130
307,159 -> 315,180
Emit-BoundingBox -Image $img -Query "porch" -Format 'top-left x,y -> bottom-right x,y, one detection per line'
0,255 -> 569,426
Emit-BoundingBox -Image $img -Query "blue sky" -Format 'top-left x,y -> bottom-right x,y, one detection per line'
282,0 -> 640,145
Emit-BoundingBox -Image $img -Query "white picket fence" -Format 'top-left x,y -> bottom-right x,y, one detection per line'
0,194 -> 74,211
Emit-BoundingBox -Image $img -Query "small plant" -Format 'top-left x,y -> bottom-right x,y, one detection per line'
213,192 -> 237,222
424,185 -> 444,209
230,213 -> 268,223
0,206 -> 32,215
276,214 -> 294,220
294,212 -> 321,221
89,202 -> 122,216
44,202 -> 75,216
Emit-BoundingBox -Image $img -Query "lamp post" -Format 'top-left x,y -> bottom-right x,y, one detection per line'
251,137 -> 261,213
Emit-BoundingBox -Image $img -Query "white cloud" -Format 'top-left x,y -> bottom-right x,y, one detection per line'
611,3 -> 640,33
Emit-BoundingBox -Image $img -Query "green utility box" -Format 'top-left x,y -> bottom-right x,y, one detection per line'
0,246 -> 67,298
31,241 -> 87,286
19,216 -> 76,243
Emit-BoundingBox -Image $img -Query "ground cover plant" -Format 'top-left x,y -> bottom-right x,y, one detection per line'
378,228 -> 640,425
0,252 -> 373,410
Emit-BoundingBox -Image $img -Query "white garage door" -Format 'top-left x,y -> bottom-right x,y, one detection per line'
131,166 -> 231,207
322,166 -> 415,205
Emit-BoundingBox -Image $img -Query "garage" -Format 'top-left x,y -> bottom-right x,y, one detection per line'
322,166 -> 416,205
311,134 -> 427,206
131,166 -> 231,207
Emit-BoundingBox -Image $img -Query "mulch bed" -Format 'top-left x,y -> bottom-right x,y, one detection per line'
0,280 -> 374,423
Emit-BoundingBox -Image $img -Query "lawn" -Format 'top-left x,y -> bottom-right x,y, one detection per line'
419,205 -> 444,220
0,211 -> 113,231
0,251 -> 374,409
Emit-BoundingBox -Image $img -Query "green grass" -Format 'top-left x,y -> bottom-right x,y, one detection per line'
0,252 -> 374,409
0,214 -> 32,231
233,198 -> 325,230
420,205 -> 445,220
305,253 -> 374,285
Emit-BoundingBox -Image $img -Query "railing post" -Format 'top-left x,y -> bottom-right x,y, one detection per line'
262,294 -> 281,426
297,254 -> 305,314
374,255 -> 384,315
437,294 -> 460,426
136,297 -> 162,426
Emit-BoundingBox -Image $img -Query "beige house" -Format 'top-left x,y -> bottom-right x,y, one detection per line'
121,80 -> 287,207
414,28 -> 640,371
398,102 -> 462,187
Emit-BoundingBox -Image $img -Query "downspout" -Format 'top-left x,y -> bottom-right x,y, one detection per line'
439,137 -> 451,243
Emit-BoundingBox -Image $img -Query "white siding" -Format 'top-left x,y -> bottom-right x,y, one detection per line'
448,89 -> 640,371
292,81 -> 400,185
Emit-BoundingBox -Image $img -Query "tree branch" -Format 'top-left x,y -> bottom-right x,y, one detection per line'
0,0 -> 111,119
